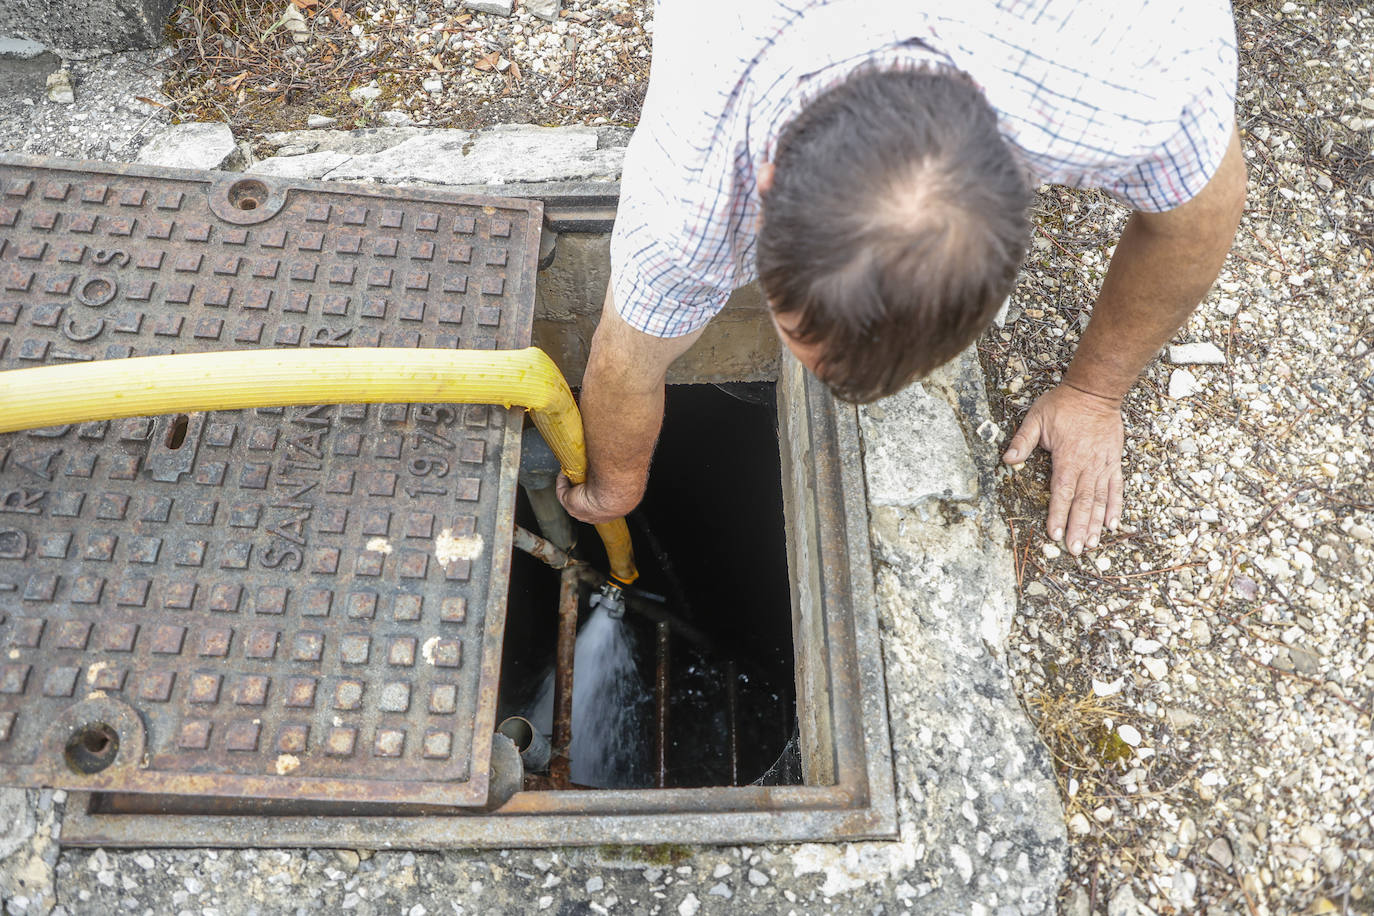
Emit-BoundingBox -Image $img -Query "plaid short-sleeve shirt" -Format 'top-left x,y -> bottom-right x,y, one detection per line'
612,0 -> 1238,338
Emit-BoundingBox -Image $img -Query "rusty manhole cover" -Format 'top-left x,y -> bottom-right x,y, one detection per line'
0,156 -> 540,807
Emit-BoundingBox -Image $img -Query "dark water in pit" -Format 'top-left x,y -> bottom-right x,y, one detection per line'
497,383 -> 798,788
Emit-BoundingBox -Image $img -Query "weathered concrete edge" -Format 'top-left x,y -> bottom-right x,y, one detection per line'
835,349 -> 1068,912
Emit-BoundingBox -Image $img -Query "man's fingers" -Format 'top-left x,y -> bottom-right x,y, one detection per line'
1046,463 -> 1077,543
1064,468 -> 1097,555
1086,472 -> 1110,549
1003,409 -> 1043,464
1107,465 -> 1124,532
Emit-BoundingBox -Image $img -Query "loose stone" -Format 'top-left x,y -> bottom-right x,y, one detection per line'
1208,837 -> 1234,869
1168,342 -> 1226,365
526,0 -> 561,21
1168,368 -> 1203,399
349,84 -> 382,103
45,68 -> 75,104
465,0 -> 515,15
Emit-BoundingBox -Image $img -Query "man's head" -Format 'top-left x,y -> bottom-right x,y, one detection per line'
757,67 -> 1032,402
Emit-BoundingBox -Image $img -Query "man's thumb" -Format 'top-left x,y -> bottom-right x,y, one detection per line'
1002,413 -> 1042,464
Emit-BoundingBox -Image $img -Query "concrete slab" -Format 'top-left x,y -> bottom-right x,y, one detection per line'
0,0 -> 176,51
251,125 -> 625,188
0,36 -> 59,97
134,121 -> 238,170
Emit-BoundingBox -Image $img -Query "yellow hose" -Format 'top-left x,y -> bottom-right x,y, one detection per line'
0,347 -> 638,584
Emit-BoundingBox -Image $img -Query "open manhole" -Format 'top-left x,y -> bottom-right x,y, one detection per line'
0,157 -> 895,847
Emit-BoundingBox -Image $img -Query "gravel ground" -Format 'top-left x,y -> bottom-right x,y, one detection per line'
160,0 -> 650,135
979,2 -> 1374,913
0,49 -> 170,159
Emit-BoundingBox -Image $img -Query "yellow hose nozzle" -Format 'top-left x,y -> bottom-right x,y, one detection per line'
0,347 -> 637,584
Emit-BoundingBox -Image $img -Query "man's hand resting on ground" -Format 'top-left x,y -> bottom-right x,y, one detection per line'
1002,384 -> 1124,557
1002,127 -> 1246,554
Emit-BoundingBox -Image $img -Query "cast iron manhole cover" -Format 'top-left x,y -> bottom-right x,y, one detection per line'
0,156 -> 539,807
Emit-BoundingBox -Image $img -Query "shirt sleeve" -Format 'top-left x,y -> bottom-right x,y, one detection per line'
1099,4 -> 1238,212
610,139 -> 740,338
608,5 -> 761,339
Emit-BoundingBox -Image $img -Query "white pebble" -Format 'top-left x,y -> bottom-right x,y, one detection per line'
1168,342 -> 1226,365
1117,723 -> 1142,746
1168,368 -> 1203,399
1092,677 -> 1124,697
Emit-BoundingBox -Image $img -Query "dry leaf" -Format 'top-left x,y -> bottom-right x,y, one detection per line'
507,60 -> 522,81
289,0 -> 318,10
473,50 -> 500,71
329,7 -> 351,25
135,96 -> 167,108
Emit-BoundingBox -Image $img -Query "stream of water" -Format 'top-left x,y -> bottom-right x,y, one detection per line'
527,605 -> 651,788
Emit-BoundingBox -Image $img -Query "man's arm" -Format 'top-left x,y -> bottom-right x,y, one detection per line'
556,288 -> 704,524
1002,126 -> 1247,555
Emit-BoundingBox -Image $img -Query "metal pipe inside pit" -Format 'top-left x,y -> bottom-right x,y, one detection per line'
550,566 -> 580,787
655,620 -> 670,789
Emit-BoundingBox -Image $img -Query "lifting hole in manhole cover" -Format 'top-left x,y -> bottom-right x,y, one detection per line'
226,179 -> 269,211
65,723 -> 120,775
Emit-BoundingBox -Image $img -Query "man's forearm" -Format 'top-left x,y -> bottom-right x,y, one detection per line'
577,336 -> 668,518
558,290 -> 704,524
1065,129 -> 1247,400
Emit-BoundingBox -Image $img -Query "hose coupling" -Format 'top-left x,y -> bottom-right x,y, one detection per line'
590,580 -> 627,620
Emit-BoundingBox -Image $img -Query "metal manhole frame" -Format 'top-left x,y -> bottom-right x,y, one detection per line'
60,357 -> 899,846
